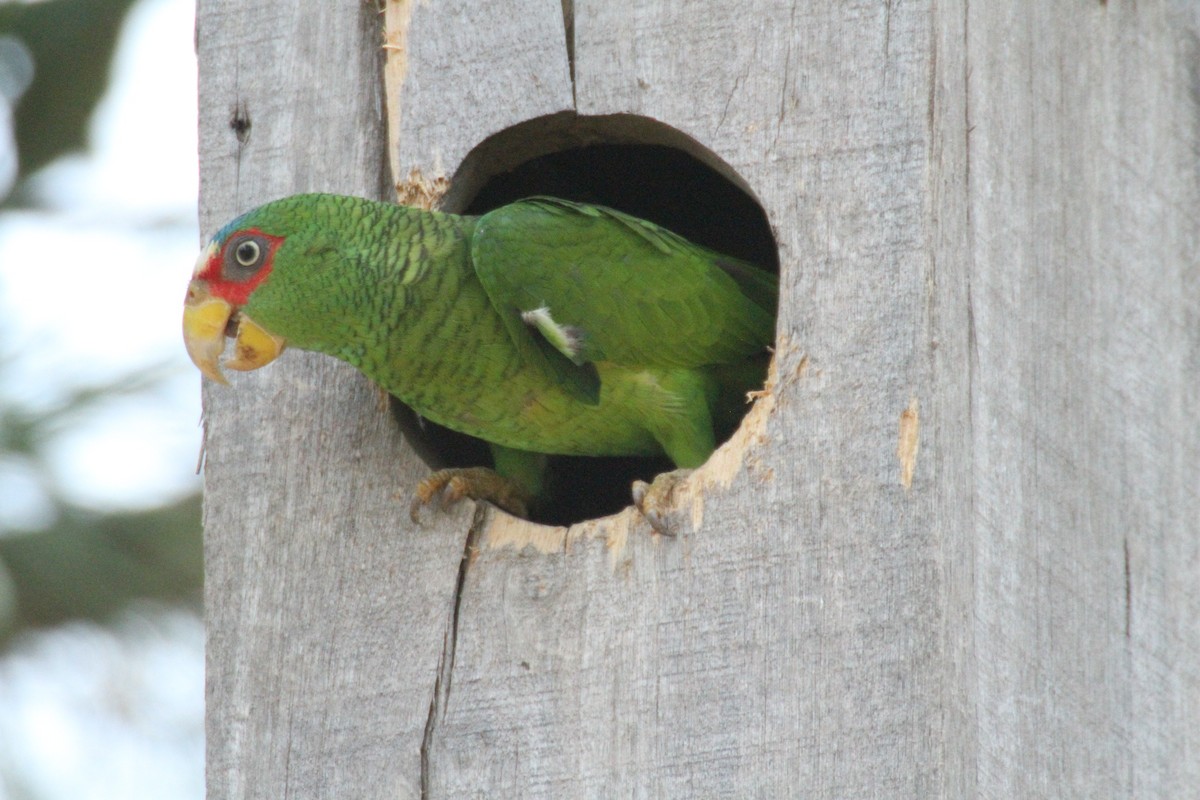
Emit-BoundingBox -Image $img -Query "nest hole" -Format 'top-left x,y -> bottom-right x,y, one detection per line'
391,114 -> 778,526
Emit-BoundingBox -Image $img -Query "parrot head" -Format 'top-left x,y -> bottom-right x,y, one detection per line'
183,223 -> 286,384
183,194 -> 360,384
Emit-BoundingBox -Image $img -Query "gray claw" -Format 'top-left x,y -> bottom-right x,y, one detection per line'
631,470 -> 693,536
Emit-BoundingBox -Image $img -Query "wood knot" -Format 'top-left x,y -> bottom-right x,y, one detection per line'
229,102 -> 251,145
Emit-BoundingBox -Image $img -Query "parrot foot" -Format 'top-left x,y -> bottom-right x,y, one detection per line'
631,469 -> 694,536
410,467 -> 532,523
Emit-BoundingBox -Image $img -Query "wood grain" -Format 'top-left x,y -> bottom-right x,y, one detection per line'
387,0 -> 573,203
967,4 -> 1200,796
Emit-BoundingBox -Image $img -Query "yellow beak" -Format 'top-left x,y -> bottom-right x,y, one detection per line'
183,281 -> 286,384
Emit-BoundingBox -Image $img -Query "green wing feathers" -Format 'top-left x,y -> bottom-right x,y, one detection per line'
470,198 -> 776,382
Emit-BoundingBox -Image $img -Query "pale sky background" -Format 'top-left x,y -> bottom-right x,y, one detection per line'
0,0 -> 201,524
0,0 -> 204,796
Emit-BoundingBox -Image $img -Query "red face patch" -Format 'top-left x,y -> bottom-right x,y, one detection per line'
196,228 -> 284,306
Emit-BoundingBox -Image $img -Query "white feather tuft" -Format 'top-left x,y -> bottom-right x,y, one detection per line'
521,305 -> 584,361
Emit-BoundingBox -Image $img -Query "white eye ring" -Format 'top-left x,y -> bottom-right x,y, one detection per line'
234,240 -> 260,267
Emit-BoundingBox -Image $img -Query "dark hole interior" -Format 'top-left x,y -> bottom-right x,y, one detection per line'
391,136 -> 778,526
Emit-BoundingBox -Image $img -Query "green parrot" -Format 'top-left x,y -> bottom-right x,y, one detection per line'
183,194 -> 775,531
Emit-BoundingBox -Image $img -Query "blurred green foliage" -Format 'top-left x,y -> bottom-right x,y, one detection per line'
0,0 -> 203,647
0,0 -> 141,204
0,360 -> 203,646
0,494 -> 201,643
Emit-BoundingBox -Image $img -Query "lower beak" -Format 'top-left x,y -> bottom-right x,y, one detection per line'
183,281 -> 286,384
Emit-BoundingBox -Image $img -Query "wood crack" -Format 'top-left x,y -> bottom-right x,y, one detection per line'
419,506 -> 485,797
418,641 -> 442,800
561,0 -> 576,95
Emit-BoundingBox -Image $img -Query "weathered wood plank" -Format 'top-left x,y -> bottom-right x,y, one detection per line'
385,0 -> 573,203
201,0 -> 1200,796
966,3 -> 1200,796
424,2 -> 967,796
196,4 -> 468,799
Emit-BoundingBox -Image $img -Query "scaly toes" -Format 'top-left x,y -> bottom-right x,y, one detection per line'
410,467 -> 531,524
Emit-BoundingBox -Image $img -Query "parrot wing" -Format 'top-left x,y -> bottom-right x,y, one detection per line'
470,198 -> 776,403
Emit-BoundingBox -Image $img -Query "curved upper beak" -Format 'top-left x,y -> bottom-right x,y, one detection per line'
183,281 -> 286,384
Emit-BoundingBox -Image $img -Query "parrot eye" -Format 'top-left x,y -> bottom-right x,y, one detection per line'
235,240 -> 260,266
223,234 -> 269,281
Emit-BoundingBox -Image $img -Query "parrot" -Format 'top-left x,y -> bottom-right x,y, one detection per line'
183,193 -> 776,532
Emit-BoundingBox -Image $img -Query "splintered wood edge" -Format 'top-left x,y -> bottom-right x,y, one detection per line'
479,336 -> 804,564
383,5 -> 450,209
395,167 -> 450,210
382,0 -> 412,194
898,397 -> 919,491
